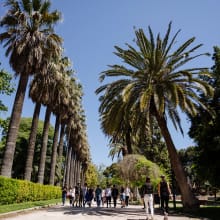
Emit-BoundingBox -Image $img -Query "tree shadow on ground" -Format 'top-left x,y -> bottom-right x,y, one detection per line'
46,205 -> 200,219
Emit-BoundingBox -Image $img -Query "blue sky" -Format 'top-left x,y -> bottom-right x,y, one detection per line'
0,0 -> 220,166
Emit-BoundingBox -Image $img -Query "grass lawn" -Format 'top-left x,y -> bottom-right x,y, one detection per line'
0,199 -> 60,214
169,201 -> 220,220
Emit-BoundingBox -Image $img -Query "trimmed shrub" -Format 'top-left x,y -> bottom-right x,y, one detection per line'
0,176 -> 61,205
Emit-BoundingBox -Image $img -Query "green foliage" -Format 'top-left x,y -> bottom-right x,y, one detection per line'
0,176 -> 60,205
118,154 -> 164,188
0,63 -> 15,128
0,117 -> 55,181
96,164 -> 108,188
104,154 -> 164,189
85,163 -> 98,188
188,46 -> 220,188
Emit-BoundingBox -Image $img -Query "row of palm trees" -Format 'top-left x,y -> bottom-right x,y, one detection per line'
96,23 -> 214,211
0,0 -> 90,186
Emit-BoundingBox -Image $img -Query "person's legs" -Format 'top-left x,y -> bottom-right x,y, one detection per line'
113,197 -> 117,207
149,195 -> 154,218
125,196 -> 129,206
160,196 -> 165,211
144,195 -> 149,219
106,196 -> 110,207
164,196 -> 169,213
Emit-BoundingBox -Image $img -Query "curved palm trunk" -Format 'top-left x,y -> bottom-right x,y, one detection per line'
1,74 -> 29,177
24,102 -> 41,181
154,110 -> 199,211
37,106 -> 51,184
49,115 -> 60,185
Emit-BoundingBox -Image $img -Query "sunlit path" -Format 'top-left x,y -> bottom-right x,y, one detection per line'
1,204 -> 203,220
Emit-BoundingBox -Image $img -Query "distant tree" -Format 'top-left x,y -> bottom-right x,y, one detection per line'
178,147 -> 199,188
85,163 -> 98,188
117,154 -> 164,188
96,164 -> 108,188
188,46 -> 220,188
0,64 -> 15,128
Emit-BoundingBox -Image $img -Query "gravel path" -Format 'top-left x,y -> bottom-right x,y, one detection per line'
0,204 -> 206,220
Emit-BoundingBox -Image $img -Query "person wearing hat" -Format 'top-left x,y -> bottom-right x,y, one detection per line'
141,176 -> 154,220
158,175 -> 171,214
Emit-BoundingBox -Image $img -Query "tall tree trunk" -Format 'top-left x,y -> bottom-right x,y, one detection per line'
56,124 -> 65,186
24,102 -> 41,181
49,115 -> 60,185
58,124 -> 65,158
65,146 -> 72,188
125,127 -> 132,154
37,106 -> 51,184
69,150 -> 75,187
155,110 -> 199,211
1,74 -> 29,177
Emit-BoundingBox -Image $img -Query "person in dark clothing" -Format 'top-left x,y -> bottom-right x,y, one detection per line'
95,185 -> 102,207
111,184 -> 119,208
61,185 -> 67,206
158,175 -> 171,213
85,187 -> 94,207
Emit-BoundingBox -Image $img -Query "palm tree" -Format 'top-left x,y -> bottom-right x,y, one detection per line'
49,57 -> 74,185
96,22 -> 213,211
0,0 -> 62,177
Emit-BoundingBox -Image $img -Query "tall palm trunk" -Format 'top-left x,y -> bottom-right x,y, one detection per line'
57,124 -> 65,186
154,110 -> 199,211
37,106 -> 51,184
125,127 -> 132,154
58,124 -> 65,158
24,102 -> 41,181
65,146 -> 72,188
1,74 -> 29,177
49,115 -> 60,185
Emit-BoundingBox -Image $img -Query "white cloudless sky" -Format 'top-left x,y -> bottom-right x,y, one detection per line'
0,0 -> 220,166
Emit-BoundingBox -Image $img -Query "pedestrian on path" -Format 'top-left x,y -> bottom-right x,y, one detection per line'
95,185 -> 102,207
105,184 -> 112,208
111,184 -> 119,208
68,187 -> 75,206
61,185 -> 67,206
142,176 -> 154,220
158,175 -> 172,214
125,185 -> 131,207
120,186 -> 126,208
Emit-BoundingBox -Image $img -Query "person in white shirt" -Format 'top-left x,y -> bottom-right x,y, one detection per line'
142,177 -> 154,220
125,185 -> 131,207
105,185 -> 112,208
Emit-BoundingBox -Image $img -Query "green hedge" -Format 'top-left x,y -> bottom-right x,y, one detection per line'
0,176 -> 61,205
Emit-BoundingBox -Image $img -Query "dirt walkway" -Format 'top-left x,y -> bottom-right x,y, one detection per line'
0,204 -> 206,220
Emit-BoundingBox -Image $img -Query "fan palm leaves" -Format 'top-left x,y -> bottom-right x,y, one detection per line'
0,0 -> 62,177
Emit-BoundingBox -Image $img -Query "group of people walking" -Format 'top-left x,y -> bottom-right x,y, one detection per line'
140,175 -> 172,220
62,183 -> 131,208
62,183 -> 94,207
62,175 -> 171,220
105,184 -> 131,208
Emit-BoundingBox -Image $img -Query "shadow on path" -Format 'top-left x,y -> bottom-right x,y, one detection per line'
46,205 -> 199,219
